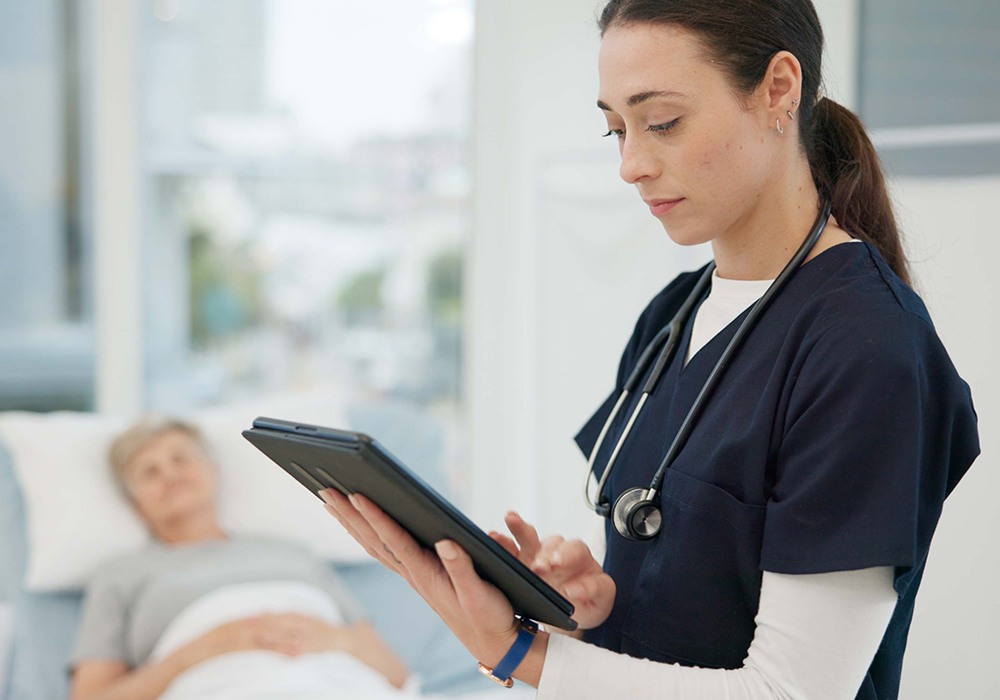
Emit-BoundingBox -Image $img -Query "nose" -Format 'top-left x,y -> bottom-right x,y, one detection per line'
619,135 -> 660,185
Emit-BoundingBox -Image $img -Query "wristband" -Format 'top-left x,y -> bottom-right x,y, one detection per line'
477,616 -> 539,688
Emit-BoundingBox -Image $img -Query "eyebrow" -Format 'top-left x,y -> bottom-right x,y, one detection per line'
597,90 -> 687,111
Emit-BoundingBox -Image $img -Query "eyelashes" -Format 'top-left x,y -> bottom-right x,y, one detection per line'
603,118 -> 681,139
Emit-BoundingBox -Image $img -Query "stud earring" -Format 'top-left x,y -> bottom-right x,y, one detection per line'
776,118 -> 783,134
792,99 -> 798,106
787,110 -> 795,120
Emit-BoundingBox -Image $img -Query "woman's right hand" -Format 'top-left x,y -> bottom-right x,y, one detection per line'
489,512 -> 615,631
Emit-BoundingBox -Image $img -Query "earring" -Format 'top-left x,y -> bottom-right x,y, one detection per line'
776,118 -> 783,134
792,99 -> 798,106
786,110 -> 795,120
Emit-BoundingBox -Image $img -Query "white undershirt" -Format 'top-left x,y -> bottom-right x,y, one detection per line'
543,240 -> 898,700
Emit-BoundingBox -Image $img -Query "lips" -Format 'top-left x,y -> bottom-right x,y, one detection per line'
645,198 -> 685,216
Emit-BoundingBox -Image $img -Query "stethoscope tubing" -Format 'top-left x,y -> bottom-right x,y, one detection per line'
583,264 -> 714,515
584,195 -> 833,518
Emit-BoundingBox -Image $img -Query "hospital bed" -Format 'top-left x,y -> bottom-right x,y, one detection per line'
0,401 -> 515,700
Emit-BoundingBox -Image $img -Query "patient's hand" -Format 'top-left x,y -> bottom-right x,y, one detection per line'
489,511 -> 615,633
249,613 -> 350,655
185,614 -> 321,661
250,614 -> 410,689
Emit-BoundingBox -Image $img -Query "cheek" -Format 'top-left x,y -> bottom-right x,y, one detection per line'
131,485 -> 160,514
690,135 -> 741,178
195,464 -> 218,490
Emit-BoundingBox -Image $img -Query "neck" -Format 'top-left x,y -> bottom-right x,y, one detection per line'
152,507 -> 227,546
710,152 -> 824,281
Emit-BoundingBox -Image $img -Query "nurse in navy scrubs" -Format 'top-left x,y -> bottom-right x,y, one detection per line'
319,1 -> 980,698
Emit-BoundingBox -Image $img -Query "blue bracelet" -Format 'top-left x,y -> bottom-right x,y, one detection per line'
478,617 -> 539,688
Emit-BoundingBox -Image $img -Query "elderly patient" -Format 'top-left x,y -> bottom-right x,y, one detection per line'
70,418 -> 410,700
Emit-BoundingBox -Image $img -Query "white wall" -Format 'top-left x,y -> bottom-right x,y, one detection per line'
892,177 -> 999,698
468,1 -> 998,696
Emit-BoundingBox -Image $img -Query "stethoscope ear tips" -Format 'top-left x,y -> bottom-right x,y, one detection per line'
612,487 -> 662,540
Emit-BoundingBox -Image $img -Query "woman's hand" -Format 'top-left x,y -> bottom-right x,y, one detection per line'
489,511 -> 615,631
318,488 -> 525,673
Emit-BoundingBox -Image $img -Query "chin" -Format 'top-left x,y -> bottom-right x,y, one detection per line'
660,221 -> 713,248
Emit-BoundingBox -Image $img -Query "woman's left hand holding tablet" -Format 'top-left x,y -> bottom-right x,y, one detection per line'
318,488 -> 546,685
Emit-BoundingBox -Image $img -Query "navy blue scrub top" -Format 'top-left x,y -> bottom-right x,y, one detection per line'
575,240 -> 980,700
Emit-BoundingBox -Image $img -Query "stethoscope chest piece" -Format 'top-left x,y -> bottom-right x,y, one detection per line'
612,487 -> 662,540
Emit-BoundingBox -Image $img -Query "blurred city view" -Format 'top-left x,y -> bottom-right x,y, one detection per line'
0,0 -> 473,430
144,0 -> 472,416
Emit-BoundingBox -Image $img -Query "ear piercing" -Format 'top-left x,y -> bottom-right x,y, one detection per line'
777,99 -> 799,134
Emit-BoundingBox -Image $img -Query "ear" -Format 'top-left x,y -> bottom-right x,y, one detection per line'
762,50 -> 802,123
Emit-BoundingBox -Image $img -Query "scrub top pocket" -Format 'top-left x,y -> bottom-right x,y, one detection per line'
619,468 -> 766,669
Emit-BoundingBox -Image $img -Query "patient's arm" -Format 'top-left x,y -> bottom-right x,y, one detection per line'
340,620 -> 410,689
71,615 -> 303,700
71,656 -> 186,700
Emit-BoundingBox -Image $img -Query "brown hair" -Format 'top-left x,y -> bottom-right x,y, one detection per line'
108,416 -> 213,495
598,0 -> 911,286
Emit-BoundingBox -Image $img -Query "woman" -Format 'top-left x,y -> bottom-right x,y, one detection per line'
70,418 -> 409,700
320,1 -> 980,699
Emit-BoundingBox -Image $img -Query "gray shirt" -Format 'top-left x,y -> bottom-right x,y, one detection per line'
70,536 -> 366,669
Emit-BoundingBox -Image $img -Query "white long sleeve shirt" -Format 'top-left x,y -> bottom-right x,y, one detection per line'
538,241 -> 900,700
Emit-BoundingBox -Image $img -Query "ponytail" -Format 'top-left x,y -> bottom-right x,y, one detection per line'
807,96 -> 911,286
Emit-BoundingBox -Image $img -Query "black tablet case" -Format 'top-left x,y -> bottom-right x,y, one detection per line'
243,417 -> 577,630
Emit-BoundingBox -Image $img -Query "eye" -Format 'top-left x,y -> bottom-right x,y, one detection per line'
648,118 -> 680,134
602,118 -> 681,140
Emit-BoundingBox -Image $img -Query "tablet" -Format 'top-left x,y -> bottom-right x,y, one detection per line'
242,416 -> 577,631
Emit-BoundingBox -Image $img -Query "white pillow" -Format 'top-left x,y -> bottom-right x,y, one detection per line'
0,402 -> 369,592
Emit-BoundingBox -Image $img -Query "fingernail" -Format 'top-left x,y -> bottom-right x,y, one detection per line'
319,489 -> 334,505
348,493 -> 360,508
435,540 -> 458,560
506,511 -> 518,519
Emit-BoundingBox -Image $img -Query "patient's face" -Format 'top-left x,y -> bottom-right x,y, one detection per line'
125,429 -> 219,528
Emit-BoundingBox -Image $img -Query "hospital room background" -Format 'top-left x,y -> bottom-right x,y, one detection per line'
0,0 -> 996,698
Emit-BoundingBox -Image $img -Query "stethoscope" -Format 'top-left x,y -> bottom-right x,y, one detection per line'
584,195 -> 833,541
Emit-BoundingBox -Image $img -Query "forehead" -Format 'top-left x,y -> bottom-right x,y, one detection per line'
129,429 -> 200,467
597,23 -> 716,107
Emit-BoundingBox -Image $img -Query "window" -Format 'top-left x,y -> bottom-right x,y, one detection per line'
859,0 -> 1000,176
0,0 -> 93,411
140,0 -> 473,491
